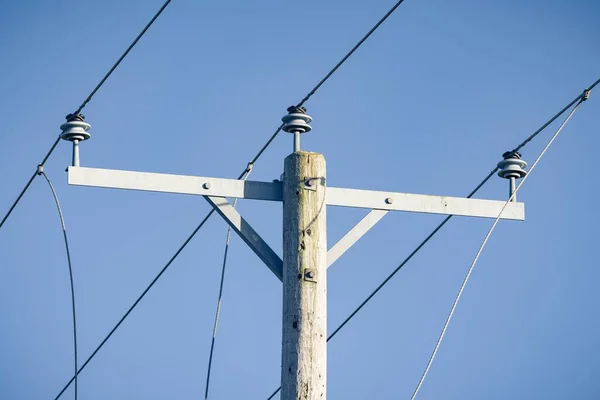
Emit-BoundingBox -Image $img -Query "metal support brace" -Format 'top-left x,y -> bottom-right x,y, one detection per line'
327,209 -> 388,268
204,196 -> 283,281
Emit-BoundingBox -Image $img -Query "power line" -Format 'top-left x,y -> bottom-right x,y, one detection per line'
204,169 -> 252,400
297,0 -> 407,107
40,169 -> 79,400
511,78 -> 599,154
0,137 -> 61,231
265,80 -> 598,399
0,0 -> 173,234
410,94 -> 588,400
74,0 -> 173,115
52,209 -> 214,400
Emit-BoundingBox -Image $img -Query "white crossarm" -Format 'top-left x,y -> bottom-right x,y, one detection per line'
325,187 -> 524,221
67,166 -> 282,201
68,167 -> 524,220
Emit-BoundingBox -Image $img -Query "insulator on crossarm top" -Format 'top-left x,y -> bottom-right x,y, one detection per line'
497,151 -> 527,201
60,114 -> 91,167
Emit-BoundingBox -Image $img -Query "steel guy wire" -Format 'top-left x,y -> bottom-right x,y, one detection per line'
204,168 -> 253,400
265,81 -> 598,400
410,94 -> 588,400
0,0 -> 173,234
39,170 -> 79,400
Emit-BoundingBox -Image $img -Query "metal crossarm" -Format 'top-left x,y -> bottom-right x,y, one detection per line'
67,167 -> 524,220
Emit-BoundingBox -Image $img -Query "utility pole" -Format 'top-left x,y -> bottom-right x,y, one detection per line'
62,109 -> 527,399
281,106 -> 327,399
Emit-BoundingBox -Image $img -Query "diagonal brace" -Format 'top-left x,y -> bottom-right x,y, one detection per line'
327,209 -> 388,268
204,196 -> 283,281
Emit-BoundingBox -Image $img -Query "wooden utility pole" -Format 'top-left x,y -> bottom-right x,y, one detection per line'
282,151 -> 327,400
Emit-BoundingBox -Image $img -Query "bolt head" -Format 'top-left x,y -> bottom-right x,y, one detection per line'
306,271 -> 315,279
203,182 -> 211,190
385,197 -> 394,204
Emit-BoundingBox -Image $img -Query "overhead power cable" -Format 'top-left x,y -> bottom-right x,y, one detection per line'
53,209 -> 214,400
39,169 -> 79,400
204,169 -> 253,400
0,0 -> 173,233
265,81 -> 598,400
74,0 -> 172,115
297,0 -> 406,107
410,93 -> 589,400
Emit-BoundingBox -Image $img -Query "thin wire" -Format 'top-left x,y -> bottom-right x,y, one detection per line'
410,98 -> 587,400
1,0 -> 173,233
52,209 -> 213,400
0,136 -> 60,231
74,0 -> 173,115
204,169 -> 252,400
296,0 -> 407,107
511,79 -> 599,153
327,170 -> 496,343
40,171 -> 79,400
266,387 -> 281,400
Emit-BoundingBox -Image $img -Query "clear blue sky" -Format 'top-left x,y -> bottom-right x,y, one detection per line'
1,0 -> 599,399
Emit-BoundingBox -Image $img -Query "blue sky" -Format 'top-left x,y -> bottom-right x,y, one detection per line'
1,0 -> 599,399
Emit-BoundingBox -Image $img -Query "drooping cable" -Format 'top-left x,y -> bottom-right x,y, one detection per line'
0,0 -> 173,233
204,168 -> 253,400
265,82 -> 597,399
410,94 -> 588,400
0,137 -> 60,231
53,148 -> 267,399
39,170 -> 79,400
52,209 -> 213,400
